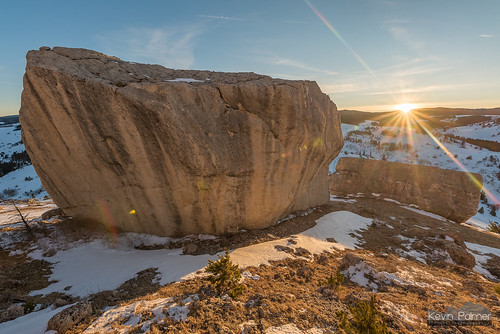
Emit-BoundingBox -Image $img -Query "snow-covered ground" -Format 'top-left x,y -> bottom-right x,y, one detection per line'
440,115 -> 500,141
0,120 -> 47,199
12,211 -> 370,299
0,210 -> 374,333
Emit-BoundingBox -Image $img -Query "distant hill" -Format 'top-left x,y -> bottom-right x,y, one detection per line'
0,115 -> 20,125
416,107 -> 500,116
340,107 -> 500,125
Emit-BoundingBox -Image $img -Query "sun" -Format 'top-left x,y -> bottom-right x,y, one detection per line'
396,103 -> 417,114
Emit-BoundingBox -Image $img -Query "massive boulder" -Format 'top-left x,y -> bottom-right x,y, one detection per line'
20,47 -> 343,236
329,157 -> 482,223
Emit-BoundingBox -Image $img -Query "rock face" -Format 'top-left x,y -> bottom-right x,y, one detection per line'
20,47 -> 343,236
329,157 -> 482,223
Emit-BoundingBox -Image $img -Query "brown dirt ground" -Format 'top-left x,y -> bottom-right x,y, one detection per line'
1,196 -> 500,333
67,250 -> 500,333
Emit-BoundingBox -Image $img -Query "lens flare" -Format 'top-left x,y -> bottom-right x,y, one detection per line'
304,0 -> 376,78
98,198 -> 119,245
407,112 -> 499,207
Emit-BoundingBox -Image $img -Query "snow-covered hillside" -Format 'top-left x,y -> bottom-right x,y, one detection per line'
329,115 -> 500,228
0,117 -> 47,200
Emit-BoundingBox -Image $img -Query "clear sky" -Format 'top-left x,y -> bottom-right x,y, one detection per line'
1,0 -> 499,116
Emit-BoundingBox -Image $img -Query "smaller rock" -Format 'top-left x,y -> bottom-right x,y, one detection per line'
412,240 -> 426,251
297,265 -> 314,279
294,247 -> 311,258
274,245 -> 294,255
447,233 -> 467,249
340,253 -> 363,270
54,298 -> 69,307
41,208 -> 64,220
485,256 -> 500,279
39,46 -> 51,51
444,241 -> 475,269
183,243 -> 198,254
0,304 -> 24,322
317,254 -> 329,265
47,302 -> 92,333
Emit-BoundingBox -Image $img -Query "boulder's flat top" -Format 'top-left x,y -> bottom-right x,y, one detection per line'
28,47 -> 307,87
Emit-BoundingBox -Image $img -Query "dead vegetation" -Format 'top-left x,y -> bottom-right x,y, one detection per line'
1,197 -> 499,333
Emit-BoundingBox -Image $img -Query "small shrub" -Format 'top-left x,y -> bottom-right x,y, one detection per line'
2,187 -> 18,198
487,221 -> 500,234
480,190 -> 488,204
491,206 -> 497,217
24,176 -> 33,181
466,155 -> 472,160
319,271 -> 344,292
478,207 -> 484,214
205,249 -> 245,298
494,284 -> 500,297
115,81 -> 126,87
336,295 -> 388,334
23,299 -> 36,314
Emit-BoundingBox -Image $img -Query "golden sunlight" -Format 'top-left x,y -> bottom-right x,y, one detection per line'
395,103 -> 417,114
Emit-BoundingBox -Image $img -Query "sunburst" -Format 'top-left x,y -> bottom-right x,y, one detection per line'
395,103 -> 417,114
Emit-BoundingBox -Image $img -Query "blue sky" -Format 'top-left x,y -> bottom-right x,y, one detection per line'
1,0 -> 499,116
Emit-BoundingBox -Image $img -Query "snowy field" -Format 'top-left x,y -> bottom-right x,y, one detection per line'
440,115 -> 500,141
0,210 -> 374,333
0,120 -> 47,199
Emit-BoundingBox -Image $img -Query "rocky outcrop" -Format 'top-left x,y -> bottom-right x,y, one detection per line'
329,157 -> 482,222
20,47 -> 343,236
47,302 -> 92,333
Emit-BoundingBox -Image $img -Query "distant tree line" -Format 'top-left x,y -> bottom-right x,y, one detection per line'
0,150 -> 32,177
444,134 -> 500,152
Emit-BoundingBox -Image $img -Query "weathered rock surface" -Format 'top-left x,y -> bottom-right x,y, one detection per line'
20,47 -> 343,236
329,157 -> 482,223
47,302 -> 92,333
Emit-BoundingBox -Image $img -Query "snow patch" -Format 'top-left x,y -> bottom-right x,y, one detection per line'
466,242 -> 500,279
0,304 -> 73,334
402,206 -> 447,222
30,240 -> 216,297
329,195 -> 356,203
166,78 -> 204,83
84,295 -> 198,333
